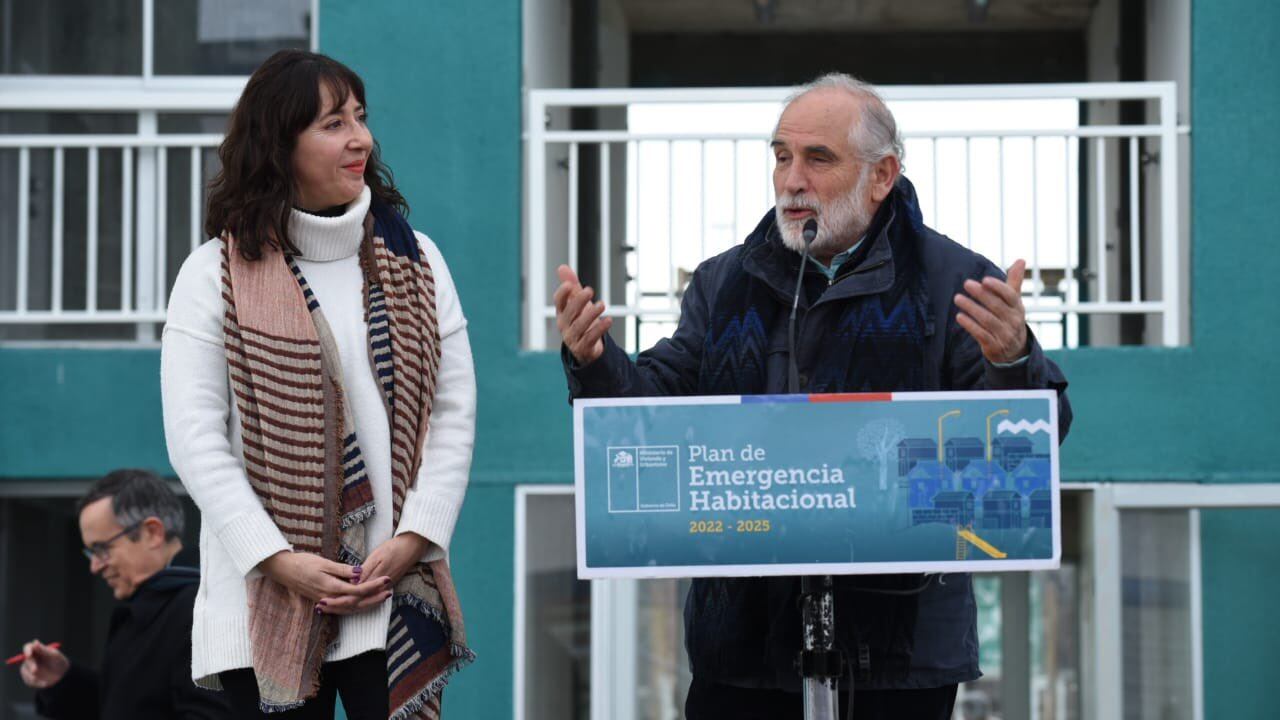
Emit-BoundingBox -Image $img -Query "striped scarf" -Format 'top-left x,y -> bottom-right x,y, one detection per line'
220,200 -> 473,718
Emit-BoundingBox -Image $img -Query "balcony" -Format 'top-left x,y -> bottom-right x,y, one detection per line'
522,82 -> 1189,352
0,77 -> 241,341
1,81 -> 1188,349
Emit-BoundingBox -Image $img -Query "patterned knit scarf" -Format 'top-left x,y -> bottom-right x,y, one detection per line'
220,200 -> 474,718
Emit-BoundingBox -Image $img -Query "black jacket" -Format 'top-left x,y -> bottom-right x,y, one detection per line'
564,176 -> 1071,690
35,567 -> 231,720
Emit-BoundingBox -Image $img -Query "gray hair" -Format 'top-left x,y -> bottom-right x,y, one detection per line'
778,72 -> 905,166
77,468 -> 185,540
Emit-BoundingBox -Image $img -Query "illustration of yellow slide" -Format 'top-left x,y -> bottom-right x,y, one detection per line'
957,527 -> 1007,559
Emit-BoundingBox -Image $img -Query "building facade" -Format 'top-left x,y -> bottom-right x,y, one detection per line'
3,1 -> 1279,719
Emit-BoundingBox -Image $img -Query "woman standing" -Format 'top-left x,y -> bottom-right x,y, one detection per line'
162,50 -> 474,719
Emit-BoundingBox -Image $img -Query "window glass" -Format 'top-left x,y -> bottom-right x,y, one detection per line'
633,578 -> 692,718
959,574 -> 1005,718
1121,510 -> 1193,720
523,494 -> 591,720
154,0 -> 310,76
1030,565 -> 1082,720
1,0 -> 142,75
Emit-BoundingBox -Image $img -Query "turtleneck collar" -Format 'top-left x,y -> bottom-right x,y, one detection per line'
288,185 -> 371,262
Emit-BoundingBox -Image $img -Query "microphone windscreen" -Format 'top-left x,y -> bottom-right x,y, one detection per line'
803,219 -> 818,245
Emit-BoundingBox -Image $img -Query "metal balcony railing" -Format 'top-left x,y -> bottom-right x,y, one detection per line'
0,78 -> 241,339
523,82 -> 1188,351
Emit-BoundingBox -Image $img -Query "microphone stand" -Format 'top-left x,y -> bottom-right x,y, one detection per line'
789,220 -> 842,720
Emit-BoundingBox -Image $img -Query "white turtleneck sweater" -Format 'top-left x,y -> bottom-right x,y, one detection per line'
161,187 -> 475,684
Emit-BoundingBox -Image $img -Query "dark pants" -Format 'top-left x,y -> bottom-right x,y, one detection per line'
685,678 -> 958,720
220,651 -> 389,720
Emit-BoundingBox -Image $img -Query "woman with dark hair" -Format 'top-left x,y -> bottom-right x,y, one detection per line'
161,49 -> 475,719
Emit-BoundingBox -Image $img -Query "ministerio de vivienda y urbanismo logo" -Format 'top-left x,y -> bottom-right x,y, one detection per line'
607,445 -> 681,513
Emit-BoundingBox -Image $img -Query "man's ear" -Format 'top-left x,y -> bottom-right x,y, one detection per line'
139,516 -> 169,548
869,155 -> 900,203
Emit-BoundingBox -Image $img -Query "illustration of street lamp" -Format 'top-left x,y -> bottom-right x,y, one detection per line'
986,409 -> 1010,461
937,410 -> 961,462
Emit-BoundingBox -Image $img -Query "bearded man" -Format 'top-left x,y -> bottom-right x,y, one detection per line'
555,73 -> 1072,719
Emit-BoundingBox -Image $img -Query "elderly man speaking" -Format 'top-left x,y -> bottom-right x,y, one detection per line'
18,469 -> 231,719
556,74 -> 1072,718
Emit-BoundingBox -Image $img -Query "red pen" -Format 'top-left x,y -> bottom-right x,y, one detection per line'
5,642 -> 61,666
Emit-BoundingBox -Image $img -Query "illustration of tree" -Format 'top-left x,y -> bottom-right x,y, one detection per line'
857,418 -> 906,492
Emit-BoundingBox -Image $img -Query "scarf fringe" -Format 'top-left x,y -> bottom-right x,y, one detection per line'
338,544 -> 365,566
340,501 -> 377,530
388,646 -> 477,720
392,591 -> 448,625
259,698 -> 309,714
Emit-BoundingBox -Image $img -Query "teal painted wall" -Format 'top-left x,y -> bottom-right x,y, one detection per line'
1189,2 -> 1280,717
2,0 -> 1278,716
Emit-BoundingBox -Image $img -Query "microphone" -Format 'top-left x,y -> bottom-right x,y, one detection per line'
787,218 -> 818,394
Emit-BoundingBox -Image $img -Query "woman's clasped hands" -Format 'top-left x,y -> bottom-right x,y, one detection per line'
259,533 -> 429,615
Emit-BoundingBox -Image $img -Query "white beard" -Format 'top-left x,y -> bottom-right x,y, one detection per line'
777,168 -> 874,258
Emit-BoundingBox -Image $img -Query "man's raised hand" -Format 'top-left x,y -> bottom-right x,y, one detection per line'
554,264 -> 612,365
954,259 -> 1030,365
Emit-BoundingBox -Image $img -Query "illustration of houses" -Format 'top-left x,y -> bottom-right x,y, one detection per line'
934,490 -> 976,526
958,460 -> 1008,498
944,437 -> 985,472
982,490 -> 1024,529
1011,458 -> 1052,496
1029,489 -> 1053,528
911,489 -> 976,527
991,436 -> 1035,472
907,461 -> 951,508
897,437 -> 937,476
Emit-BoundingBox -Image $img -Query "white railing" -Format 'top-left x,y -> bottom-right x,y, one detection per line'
0,135 -> 221,325
0,80 -> 240,337
524,82 -> 1187,351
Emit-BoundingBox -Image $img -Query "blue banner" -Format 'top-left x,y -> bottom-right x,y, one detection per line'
574,391 -> 1060,578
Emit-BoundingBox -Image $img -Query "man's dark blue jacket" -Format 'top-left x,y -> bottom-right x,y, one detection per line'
563,176 -> 1071,691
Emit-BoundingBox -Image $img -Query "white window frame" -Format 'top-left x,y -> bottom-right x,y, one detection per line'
516,485 -> 638,720
516,481 -> 1280,720
1082,481 -> 1280,720
0,0 -> 317,339
0,0 -> 318,84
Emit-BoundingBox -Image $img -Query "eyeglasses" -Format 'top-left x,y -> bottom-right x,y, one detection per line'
81,521 -> 143,562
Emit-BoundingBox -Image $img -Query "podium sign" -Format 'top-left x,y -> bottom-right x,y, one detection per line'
574,390 -> 1060,579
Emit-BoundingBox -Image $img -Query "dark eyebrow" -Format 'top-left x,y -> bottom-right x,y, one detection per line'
320,104 -> 364,120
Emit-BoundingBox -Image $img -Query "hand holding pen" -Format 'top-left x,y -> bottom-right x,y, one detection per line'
8,640 -> 68,690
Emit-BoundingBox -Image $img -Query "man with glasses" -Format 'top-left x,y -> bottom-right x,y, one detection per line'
18,469 -> 231,719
